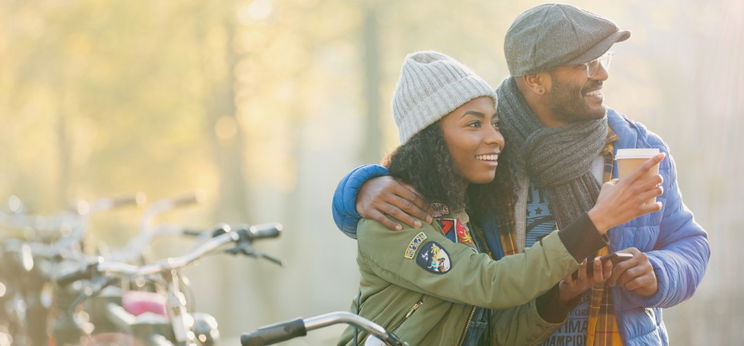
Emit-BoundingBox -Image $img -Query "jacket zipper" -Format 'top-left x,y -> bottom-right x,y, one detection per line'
391,297 -> 424,332
457,305 -> 477,346
457,222 -> 481,345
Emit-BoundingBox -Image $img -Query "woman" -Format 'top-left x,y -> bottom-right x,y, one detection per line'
339,51 -> 663,345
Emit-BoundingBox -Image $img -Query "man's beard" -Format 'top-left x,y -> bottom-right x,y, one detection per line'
547,78 -> 607,124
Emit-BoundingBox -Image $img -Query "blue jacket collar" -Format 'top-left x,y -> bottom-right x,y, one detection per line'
607,108 -> 640,150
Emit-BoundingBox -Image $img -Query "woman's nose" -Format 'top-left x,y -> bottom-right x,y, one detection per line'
484,126 -> 505,150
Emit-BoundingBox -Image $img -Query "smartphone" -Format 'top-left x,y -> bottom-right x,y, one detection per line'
599,252 -> 633,264
573,252 -> 633,279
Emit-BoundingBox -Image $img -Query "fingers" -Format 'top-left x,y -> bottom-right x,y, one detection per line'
636,184 -> 663,202
619,153 -> 666,185
635,153 -> 666,177
639,201 -> 663,214
615,262 -> 646,287
399,183 -> 432,220
388,192 -> 430,225
637,200 -> 663,215
565,272 -> 576,285
641,152 -> 666,170
577,260 -> 588,282
357,176 -> 432,230
601,258 -> 613,280
639,153 -> 666,171
632,174 -> 663,193
616,253 -> 653,287
590,258 -> 609,284
356,176 -> 396,217
608,248 -> 657,296
608,247 -> 640,285
570,260 -> 587,282
609,248 -> 657,292
642,172 -> 664,186
623,271 -> 657,293
383,196 -> 424,229
366,209 -> 402,231
589,258 -> 601,283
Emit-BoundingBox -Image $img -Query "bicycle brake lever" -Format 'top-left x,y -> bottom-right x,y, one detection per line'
68,276 -> 116,312
225,241 -> 254,257
225,241 -> 282,266
258,253 -> 283,267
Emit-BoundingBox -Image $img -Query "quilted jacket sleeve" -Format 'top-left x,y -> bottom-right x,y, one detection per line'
331,164 -> 390,239
620,138 -> 710,308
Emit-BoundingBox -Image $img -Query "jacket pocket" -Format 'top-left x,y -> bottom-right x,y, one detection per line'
391,296 -> 424,333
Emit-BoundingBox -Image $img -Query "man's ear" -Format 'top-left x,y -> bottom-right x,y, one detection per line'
519,73 -> 550,96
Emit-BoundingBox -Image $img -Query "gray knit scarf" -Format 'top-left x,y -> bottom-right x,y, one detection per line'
496,77 -> 608,229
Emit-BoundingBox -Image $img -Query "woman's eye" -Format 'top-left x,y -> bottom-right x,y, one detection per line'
467,121 -> 482,128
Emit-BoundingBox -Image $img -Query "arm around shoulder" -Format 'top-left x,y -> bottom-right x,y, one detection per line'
332,164 -> 390,238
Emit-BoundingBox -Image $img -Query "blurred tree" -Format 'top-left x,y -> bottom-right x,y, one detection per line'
359,3 -> 382,162
196,1 -> 250,224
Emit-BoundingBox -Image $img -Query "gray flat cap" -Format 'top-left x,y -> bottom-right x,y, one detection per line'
505,3 -> 630,76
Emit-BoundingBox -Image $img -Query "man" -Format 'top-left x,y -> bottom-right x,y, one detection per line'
332,4 -> 709,346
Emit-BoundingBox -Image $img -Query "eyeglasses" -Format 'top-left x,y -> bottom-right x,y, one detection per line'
582,51 -> 613,78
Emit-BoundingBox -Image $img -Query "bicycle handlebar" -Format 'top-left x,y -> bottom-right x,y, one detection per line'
182,224 -> 231,238
138,192 -> 202,237
57,222 -> 281,284
68,193 -> 145,216
240,318 -> 306,346
56,258 -> 103,286
170,193 -> 201,208
238,223 -> 282,242
145,193 -> 201,216
240,312 -> 407,346
57,230 -> 235,283
56,269 -> 90,287
107,193 -> 146,209
103,230 -> 240,277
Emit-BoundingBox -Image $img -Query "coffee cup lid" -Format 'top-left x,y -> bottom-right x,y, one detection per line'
615,148 -> 660,160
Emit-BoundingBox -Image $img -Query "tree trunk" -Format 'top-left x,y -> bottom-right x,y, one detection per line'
359,5 -> 383,163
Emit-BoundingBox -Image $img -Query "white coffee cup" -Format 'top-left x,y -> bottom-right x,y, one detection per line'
616,148 -> 660,204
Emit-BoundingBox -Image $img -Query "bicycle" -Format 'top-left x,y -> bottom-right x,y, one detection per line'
240,312 -> 408,346
0,194 -> 142,346
56,223 -> 282,345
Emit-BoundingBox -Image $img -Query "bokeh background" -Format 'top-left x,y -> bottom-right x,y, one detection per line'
1,0 -> 741,344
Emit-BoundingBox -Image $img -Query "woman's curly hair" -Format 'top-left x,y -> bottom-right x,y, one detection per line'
385,121 -> 515,234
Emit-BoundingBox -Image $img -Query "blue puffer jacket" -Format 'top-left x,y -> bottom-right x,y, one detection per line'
331,109 -> 710,346
605,109 -> 709,345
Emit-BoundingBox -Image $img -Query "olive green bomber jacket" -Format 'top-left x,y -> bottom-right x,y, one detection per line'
339,218 -> 580,345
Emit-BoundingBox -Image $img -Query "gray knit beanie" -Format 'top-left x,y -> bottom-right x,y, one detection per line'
392,51 -> 497,144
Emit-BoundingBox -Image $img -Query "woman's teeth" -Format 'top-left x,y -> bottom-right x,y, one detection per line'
476,154 -> 498,161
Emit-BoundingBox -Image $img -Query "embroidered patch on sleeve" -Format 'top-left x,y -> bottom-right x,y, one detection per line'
403,232 -> 427,259
436,218 -> 458,243
416,241 -> 452,274
455,221 -> 473,245
436,218 -> 473,245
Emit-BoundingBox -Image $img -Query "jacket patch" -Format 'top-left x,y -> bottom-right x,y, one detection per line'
404,232 -> 427,259
437,218 -> 458,243
416,241 -> 451,274
436,218 -> 473,245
